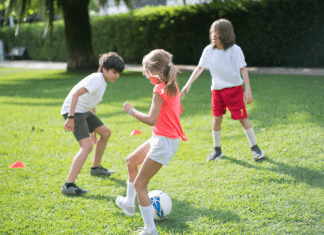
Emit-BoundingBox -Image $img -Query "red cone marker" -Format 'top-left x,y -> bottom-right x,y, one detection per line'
130,129 -> 142,136
10,161 -> 26,168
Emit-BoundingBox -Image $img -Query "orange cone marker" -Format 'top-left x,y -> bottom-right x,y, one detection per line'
10,161 -> 26,168
130,129 -> 142,136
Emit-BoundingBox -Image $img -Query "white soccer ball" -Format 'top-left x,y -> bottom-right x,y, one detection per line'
148,190 -> 172,220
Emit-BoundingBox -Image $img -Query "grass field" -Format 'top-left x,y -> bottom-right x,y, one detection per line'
0,67 -> 323,234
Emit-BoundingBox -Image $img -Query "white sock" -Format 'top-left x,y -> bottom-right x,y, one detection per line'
212,130 -> 221,147
139,205 -> 156,232
244,127 -> 257,147
125,181 -> 136,206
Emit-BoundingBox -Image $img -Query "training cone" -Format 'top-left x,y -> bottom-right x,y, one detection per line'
130,129 -> 142,136
10,161 -> 26,168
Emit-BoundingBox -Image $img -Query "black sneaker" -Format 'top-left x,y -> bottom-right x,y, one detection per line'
206,147 -> 224,162
90,165 -> 115,176
251,145 -> 265,161
61,183 -> 88,196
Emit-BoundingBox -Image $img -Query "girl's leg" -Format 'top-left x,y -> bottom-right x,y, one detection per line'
117,140 -> 151,210
92,125 -> 111,167
126,140 -> 151,183
134,157 -> 162,206
134,157 -> 162,233
66,137 -> 93,183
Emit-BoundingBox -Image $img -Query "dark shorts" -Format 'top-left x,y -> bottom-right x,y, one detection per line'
211,85 -> 248,120
63,112 -> 104,141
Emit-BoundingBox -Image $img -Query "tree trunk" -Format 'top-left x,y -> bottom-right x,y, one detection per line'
62,0 -> 98,72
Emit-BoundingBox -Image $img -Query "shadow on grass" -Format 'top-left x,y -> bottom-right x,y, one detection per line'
246,74 -> 324,129
0,70 -> 154,105
90,174 -> 127,188
222,156 -> 324,188
156,198 -> 240,234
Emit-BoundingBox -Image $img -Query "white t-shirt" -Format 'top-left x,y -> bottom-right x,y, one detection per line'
61,73 -> 107,115
198,44 -> 247,90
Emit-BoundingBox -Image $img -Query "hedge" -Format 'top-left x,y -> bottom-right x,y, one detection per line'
1,0 -> 323,67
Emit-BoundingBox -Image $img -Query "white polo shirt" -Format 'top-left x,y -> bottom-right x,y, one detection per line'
61,73 -> 107,115
198,44 -> 247,90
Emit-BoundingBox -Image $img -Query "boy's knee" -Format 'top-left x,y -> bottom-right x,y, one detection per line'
80,140 -> 93,153
213,116 -> 223,123
100,128 -> 111,141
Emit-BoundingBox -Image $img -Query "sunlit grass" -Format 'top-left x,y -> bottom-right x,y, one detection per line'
0,68 -> 323,234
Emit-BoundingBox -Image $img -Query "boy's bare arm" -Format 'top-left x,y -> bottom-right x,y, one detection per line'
64,87 -> 88,132
181,66 -> 204,97
68,87 -> 88,116
240,67 -> 253,104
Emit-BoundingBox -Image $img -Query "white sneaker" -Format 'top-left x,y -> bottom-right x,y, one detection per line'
137,227 -> 158,235
116,196 -> 135,216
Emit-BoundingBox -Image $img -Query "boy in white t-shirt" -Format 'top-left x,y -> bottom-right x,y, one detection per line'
181,19 -> 264,162
61,52 -> 124,195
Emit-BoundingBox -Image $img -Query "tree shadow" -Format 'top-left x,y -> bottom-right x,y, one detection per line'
0,70 -> 153,104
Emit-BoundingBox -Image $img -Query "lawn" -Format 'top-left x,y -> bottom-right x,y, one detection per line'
0,67 -> 323,234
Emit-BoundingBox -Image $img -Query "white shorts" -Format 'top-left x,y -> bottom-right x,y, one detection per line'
147,134 -> 180,165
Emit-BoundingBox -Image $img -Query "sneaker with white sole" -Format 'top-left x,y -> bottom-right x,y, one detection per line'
137,227 -> 158,235
206,147 -> 224,162
116,196 -> 135,216
252,145 -> 265,161
90,165 -> 115,176
61,183 -> 88,196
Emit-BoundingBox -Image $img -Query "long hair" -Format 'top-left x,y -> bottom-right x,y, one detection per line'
210,19 -> 235,51
142,49 -> 179,97
98,52 -> 124,73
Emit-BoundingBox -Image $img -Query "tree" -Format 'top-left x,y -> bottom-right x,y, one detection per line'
3,0 -> 140,71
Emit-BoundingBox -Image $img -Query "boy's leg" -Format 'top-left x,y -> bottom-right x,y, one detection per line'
208,90 -> 226,162
92,125 -> 111,167
66,137 -> 93,183
207,116 -> 224,162
240,118 -> 264,160
134,157 -> 162,233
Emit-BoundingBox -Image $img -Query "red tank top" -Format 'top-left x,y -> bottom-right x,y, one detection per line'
152,83 -> 187,141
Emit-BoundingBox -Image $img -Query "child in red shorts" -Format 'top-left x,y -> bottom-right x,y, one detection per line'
181,19 -> 264,162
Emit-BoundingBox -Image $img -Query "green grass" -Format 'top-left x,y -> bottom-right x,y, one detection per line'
0,67 -> 323,234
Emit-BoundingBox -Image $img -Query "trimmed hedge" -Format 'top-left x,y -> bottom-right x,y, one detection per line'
1,0 -> 323,67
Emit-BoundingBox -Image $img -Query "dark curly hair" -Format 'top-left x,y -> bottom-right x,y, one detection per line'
98,52 -> 124,73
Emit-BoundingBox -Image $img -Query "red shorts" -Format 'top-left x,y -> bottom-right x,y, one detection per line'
211,86 -> 248,120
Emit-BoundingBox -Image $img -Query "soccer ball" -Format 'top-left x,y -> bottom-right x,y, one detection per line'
148,190 -> 172,220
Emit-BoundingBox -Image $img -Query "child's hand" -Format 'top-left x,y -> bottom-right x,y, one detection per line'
64,118 -> 74,132
244,90 -> 253,104
90,132 -> 97,145
123,102 -> 134,113
181,84 -> 191,97
180,101 -> 184,115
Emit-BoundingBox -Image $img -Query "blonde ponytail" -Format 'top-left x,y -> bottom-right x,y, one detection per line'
142,49 -> 179,97
164,63 -> 179,97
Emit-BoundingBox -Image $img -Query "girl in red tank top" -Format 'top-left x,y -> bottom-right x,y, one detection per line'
115,49 -> 187,235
